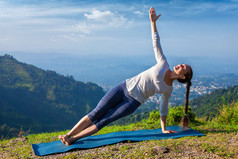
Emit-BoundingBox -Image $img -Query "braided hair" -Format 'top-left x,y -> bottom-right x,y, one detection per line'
177,67 -> 193,129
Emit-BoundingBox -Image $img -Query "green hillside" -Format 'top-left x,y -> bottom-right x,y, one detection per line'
0,54 -> 105,138
191,84 -> 238,119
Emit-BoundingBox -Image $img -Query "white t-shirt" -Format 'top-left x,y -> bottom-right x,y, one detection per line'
126,32 -> 172,116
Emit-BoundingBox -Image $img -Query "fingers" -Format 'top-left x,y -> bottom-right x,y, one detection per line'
163,130 -> 178,133
151,7 -> 155,14
163,130 -> 174,133
149,7 -> 155,14
149,7 -> 153,14
169,130 -> 178,133
155,14 -> 161,21
149,7 -> 161,19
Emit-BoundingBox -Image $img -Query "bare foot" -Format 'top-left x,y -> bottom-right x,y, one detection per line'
65,137 -> 75,146
58,134 -> 69,144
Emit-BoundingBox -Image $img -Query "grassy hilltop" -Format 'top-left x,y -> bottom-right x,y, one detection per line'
0,103 -> 237,158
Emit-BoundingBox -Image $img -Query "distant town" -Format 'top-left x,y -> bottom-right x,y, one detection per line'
143,74 -> 238,106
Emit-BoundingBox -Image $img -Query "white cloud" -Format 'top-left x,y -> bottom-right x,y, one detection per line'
149,0 -> 238,18
72,9 -> 130,35
0,0 -> 131,35
59,33 -> 86,41
0,0 -> 87,19
0,3 -> 83,29
84,9 -> 114,22
134,10 -> 144,16
0,0 -> 237,57
84,9 -> 128,26
0,1 -> 137,54
216,3 -> 238,13
166,0 -> 238,16
184,3 -> 214,15
74,22 -> 96,34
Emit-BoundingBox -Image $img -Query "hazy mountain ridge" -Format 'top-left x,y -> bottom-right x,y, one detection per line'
6,52 -> 238,88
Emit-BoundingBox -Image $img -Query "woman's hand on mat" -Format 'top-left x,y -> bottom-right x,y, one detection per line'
162,130 -> 178,133
149,7 -> 161,22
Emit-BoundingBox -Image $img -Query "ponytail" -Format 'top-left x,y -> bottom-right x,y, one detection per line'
177,65 -> 193,129
181,81 -> 192,129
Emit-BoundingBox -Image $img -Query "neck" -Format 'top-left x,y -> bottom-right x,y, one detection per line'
164,69 -> 175,86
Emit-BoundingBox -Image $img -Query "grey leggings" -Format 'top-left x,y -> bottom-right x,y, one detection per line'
88,81 -> 141,130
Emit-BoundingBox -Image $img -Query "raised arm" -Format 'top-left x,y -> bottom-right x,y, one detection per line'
149,8 -> 167,64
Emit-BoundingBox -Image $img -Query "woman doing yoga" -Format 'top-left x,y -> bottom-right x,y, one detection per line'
59,7 -> 193,146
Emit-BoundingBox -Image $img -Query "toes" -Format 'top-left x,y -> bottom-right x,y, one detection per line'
58,135 -> 66,144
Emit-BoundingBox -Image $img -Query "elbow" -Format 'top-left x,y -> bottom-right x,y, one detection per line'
152,33 -> 160,41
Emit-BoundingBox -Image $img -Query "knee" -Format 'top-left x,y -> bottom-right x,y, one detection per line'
85,115 -> 93,123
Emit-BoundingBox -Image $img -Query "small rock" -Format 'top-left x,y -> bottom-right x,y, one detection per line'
111,147 -> 119,151
10,137 -> 28,143
152,146 -> 170,153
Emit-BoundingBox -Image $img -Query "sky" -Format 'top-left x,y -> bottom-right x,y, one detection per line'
0,0 -> 238,58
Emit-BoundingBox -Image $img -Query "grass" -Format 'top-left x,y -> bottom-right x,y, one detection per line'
0,104 -> 237,158
0,120 -> 237,159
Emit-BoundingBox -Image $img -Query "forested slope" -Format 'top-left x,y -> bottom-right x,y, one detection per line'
0,55 -> 105,138
191,84 -> 238,118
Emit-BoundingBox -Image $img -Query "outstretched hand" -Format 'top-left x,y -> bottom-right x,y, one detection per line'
149,7 -> 161,22
162,130 -> 178,134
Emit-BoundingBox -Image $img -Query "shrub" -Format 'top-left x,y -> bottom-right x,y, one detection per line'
213,102 -> 238,125
146,106 -> 197,127
148,110 -> 160,122
167,106 -> 196,126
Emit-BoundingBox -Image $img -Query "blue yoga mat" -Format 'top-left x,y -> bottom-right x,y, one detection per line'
32,126 -> 204,156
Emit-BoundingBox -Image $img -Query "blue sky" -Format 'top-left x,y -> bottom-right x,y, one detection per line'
0,0 -> 237,58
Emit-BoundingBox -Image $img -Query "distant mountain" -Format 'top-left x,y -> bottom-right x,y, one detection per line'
190,84 -> 238,119
0,54 -> 105,137
7,52 -> 238,88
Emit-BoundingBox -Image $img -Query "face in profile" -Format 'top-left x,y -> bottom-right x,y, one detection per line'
173,64 -> 191,77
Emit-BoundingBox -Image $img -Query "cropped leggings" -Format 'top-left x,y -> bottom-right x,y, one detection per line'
88,81 -> 141,130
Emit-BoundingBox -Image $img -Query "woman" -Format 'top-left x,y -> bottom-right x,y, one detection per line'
59,7 -> 193,146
